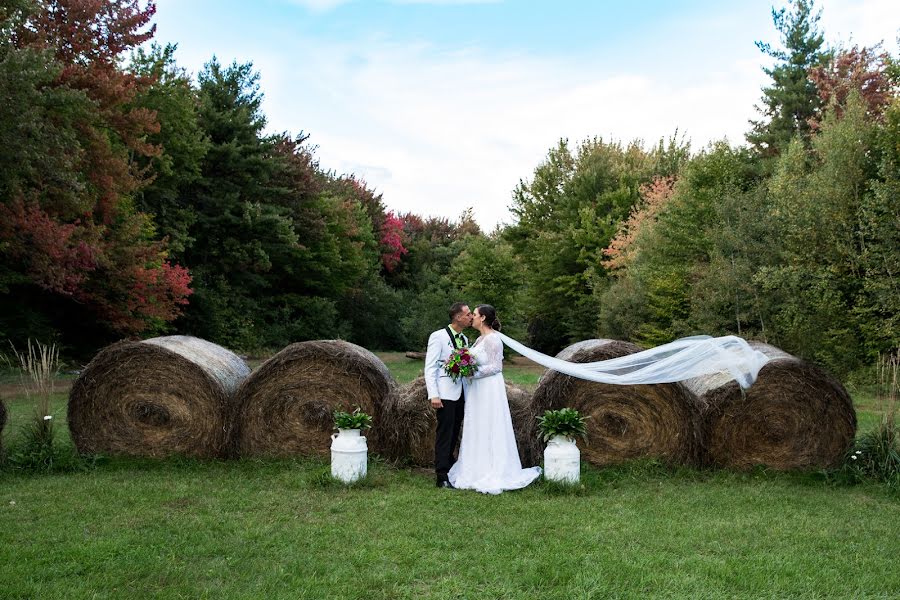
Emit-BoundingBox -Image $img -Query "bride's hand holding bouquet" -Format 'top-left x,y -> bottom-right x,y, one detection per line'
444,347 -> 478,382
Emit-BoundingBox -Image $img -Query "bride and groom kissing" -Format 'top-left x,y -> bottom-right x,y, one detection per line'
422,301 -> 771,494
424,302 -> 542,495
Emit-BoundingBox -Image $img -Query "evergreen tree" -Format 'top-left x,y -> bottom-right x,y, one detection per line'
179,58 -> 297,348
129,43 -> 210,256
747,0 -> 828,158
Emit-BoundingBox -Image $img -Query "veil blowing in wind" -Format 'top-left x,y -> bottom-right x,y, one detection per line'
497,333 -> 770,389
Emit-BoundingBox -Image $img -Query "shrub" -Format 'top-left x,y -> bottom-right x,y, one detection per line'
537,408 -> 588,442
333,407 -> 373,431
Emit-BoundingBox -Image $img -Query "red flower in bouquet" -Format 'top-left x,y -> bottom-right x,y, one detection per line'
444,347 -> 478,382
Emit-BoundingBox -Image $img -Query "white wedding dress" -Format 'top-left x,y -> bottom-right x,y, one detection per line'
448,332 -> 542,494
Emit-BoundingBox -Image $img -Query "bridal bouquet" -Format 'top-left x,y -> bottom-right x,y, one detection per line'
444,347 -> 478,382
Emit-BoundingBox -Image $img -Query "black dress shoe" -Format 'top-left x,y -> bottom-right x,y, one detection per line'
436,478 -> 454,489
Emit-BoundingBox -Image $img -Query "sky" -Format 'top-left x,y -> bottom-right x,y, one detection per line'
150,0 -> 899,230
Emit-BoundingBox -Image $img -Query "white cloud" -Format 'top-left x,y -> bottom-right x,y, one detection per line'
153,0 -> 900,230
820,0 -> 900,48
257,38 -> 769,229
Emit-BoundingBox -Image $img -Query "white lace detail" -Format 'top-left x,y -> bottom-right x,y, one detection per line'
471,333 -> 503,378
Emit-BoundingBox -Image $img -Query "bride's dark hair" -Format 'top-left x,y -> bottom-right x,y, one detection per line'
476,304 -> 501,331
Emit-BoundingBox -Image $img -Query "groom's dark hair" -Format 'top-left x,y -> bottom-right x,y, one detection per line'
448,302 -> 468,322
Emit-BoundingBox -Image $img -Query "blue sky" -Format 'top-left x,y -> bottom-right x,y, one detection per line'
151,0 -> 899,228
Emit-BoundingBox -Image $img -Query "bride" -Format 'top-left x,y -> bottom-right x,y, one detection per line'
448,304 -> 542,494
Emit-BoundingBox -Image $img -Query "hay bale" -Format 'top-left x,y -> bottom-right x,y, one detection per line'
686,342 -> 856,470
230,340 -> 396,458
381,376 -> 539,467
68,336 -> 250,458
531,339 -> 703,467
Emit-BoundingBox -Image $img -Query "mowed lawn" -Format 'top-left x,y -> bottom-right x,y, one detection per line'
0,354 -> 897,599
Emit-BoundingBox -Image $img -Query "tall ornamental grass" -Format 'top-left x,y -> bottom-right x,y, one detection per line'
843,352 -> 899,491
4,340 -> 80,472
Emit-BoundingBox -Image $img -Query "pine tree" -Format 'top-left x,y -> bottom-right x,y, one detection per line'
747,0 -> 828,158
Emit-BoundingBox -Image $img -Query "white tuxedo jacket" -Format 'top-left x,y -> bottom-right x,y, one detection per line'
424,327 -> 469,401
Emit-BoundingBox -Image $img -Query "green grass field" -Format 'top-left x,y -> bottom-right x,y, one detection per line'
1,354 -> 897,599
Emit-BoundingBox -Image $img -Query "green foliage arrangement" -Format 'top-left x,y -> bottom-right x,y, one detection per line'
537,408 -> 588,443
333,407 -> 373,431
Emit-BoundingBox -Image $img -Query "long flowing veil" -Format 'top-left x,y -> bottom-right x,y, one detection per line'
497,333 -> 769,389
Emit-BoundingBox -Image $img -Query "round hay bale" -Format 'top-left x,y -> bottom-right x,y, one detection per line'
381,376 -> 539,467
68,336 -> 250,458
686,342 -> 856,470
531,339 -> 703,467
230,340 -> 396,458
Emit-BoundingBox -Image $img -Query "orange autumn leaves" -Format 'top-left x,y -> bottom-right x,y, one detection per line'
602,176 -> 676,272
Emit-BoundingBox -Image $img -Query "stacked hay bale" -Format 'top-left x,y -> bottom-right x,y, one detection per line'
230,340 -> 396,458
381,376 -> 539,466
687,342 -> 856,470
68,336 -> 250,458
531,339 -> 703,467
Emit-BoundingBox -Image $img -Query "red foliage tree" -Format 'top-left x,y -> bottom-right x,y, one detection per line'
379,211 -> 408,272
0,198 -> 100,296
0,197 -> 192,334
809,45 -> 894,128
16,0 -> 161,221
1,1 -> 194,337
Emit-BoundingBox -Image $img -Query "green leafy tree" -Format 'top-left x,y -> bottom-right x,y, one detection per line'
759,92 -> 897,372
449,235 -> 526,339
508,135 -> 688,351
859,98 -> 900,352
599,143 -> 760,345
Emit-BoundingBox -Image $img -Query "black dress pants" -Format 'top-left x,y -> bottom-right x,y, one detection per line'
434,393 -> 465,480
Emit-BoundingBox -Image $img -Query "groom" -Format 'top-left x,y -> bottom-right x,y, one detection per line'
425,302 -> 473,488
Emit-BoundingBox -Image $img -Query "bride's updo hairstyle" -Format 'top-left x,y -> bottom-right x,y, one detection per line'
476,304 -> 501,331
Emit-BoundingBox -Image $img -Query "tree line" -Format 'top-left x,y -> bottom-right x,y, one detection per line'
1,0 -> 897,381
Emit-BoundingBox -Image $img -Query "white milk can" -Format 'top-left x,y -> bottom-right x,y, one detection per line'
543,435 -> 580,483
331,428 -> 368,483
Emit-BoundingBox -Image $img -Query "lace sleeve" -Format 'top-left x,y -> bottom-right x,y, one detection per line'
471,334 -> 503,378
